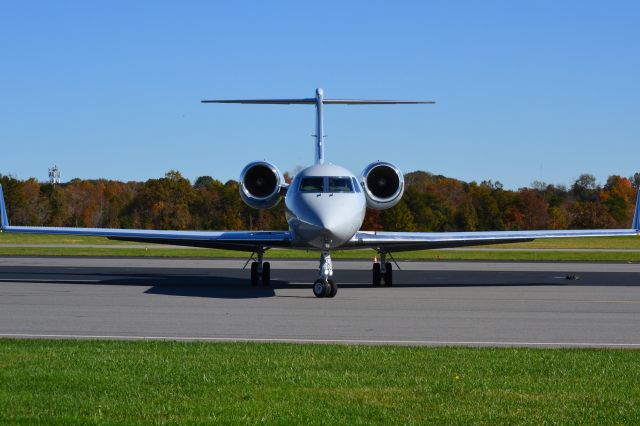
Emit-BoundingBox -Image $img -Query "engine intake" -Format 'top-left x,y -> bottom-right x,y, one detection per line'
239,161 -> 284,209
360,162 -> 404,210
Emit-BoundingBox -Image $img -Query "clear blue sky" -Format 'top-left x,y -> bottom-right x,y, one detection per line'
1,1 -> 638,189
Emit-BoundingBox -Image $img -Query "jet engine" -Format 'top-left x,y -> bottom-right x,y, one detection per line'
360,161 -> 404,210
239,161 -> 285,209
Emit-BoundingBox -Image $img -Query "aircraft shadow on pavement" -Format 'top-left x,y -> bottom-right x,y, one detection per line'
1,269 -> 638,299
142,275 -> 291,299
0,269 -> 289,299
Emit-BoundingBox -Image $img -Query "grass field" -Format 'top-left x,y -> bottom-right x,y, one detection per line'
0,339 -> 638,424
1,233 -> 640,261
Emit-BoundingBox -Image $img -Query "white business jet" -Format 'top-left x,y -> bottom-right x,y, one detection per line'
1,88 -> 638,297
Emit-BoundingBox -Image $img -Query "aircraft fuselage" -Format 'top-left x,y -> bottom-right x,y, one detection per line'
285,163 -> 366,249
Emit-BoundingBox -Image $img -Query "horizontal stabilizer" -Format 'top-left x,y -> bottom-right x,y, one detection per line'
201,99 -> 434,105
323,99 -> 434,104
202,98 -> 316,104
202,88 -> 434,166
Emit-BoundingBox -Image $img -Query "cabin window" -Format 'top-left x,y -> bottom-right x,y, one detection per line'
328,177 -> 353,193
300,177 -> 324,192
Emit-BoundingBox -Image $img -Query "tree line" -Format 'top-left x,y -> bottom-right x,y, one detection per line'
1,170 -> 638,232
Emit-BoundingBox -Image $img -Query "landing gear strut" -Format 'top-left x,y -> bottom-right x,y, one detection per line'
249,248 -> 270,287
372,251 -> 393,286
313,248 -> 337,298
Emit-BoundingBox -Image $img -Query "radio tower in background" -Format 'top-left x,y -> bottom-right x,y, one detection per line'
48,165 -> 61,185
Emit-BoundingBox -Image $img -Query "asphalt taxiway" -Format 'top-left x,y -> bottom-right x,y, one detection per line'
1,257 -> 639,347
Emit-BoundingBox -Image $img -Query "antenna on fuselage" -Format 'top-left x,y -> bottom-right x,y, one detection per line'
201,88 -> 434,165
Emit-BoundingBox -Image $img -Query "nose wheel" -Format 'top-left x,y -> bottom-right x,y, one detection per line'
313,248 -> 337,298
313,278 -> 337,298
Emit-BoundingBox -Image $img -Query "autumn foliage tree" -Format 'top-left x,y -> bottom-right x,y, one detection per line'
0,170 -> 637,233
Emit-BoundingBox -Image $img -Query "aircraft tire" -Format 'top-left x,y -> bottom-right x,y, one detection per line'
313,279 -> 327,298
250,262 -> 259,287
262,262 -> 271,286
384,263 -> 393,286
327,279 -> 338,297
372,263 -> 381,286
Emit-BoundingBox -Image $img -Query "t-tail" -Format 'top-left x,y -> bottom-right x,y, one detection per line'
202,88 -> 435,165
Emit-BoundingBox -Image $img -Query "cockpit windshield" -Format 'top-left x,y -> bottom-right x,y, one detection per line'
327,177 -> 353,193
299,176 -> 355,193
300,177 -> 324,192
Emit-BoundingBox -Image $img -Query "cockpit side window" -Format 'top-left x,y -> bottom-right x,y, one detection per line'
328,177 -> 353,193
351,177 -> 361,193
299,177 -> 324,192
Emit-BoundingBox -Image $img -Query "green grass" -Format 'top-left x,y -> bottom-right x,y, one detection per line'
482,236 -> 640,249
0,339 -> 638,424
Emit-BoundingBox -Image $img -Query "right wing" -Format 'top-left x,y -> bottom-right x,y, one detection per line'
1,226 -> 291,252
0,185 -> 290,252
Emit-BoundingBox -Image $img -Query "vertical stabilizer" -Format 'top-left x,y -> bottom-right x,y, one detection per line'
315,88 -> 325,165
0,184 -> 8,230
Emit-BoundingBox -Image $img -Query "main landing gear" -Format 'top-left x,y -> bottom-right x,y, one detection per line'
247,247 -> 338,297
249,249 -> 270,287
313,248 -> 337,298
247,247 -> 395,296
372,251 -> 393,287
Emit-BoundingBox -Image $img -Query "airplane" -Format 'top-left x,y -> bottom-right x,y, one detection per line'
1,87 -> 639,298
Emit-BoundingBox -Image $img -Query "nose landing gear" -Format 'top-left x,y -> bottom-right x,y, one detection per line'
313,248 -> 337,298
313,278 -> 337,298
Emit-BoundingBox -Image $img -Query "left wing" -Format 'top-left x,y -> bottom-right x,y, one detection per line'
0,185 -> 290,252
346,190 -> 640,251
346,228 -> 638,252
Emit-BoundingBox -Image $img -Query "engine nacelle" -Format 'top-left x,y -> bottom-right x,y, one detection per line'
360,161 -> 404,210
239,161 -> 284,209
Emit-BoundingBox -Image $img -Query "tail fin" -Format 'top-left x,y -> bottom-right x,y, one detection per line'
633,189 -> 640,232
0,184 -> 8,230
202,87 -> 434,166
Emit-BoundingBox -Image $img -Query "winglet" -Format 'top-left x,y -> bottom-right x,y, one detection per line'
633,189 -> 640,232
0,184 -> 8,230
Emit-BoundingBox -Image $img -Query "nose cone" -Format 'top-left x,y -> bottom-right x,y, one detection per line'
314,209 -> 347,243
298,209 -> 354,248
288,193 -> 365,249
